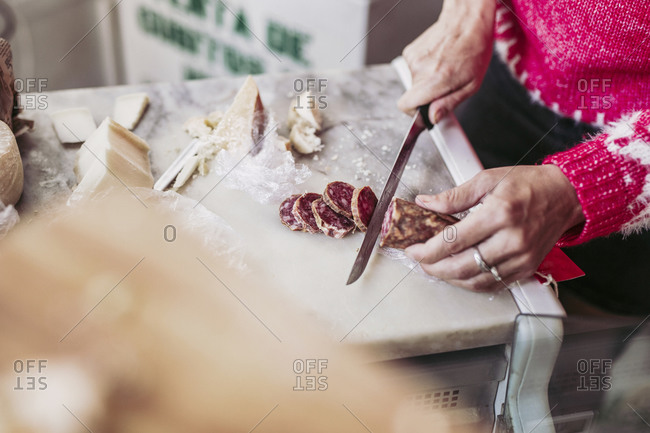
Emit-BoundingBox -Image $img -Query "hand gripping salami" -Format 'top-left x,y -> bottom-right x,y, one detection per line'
322,181 -> 355,218
279,194 -> 304,231
312,198 -> 355,238
350,186 -> 377,232
292,192 -> 322,233
380,198 -> 458,249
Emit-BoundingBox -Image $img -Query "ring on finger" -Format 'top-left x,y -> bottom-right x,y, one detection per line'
473,246 -> 504,283
472,247 -> 491,273
490,265 -> 503,282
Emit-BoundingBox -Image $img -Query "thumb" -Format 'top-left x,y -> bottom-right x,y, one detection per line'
415,173 -> 490,214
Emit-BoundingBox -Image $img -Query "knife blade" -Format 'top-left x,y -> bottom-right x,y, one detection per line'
346,105 -> 434,285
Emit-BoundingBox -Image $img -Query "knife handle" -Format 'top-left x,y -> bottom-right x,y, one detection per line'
418,104 -> 434,130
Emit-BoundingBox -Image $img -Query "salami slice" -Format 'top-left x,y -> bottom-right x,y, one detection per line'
279,194 -> 304,231
322,181 -> 355,218
380,198 -> 458,249
351,186 -> 377,232
312,198 -> 355,238
292,192 -> 321,233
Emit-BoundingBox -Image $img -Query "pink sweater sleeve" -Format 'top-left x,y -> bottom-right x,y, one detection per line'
543,110 -> 650,247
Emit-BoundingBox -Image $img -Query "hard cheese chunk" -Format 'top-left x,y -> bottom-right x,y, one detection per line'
74,117 -> 153,195
113,93 -> 149,130
288,91 -> 322,132
0,120 -> 23,206
288,91 -> 323,154
50,107 -> 97,144
210,75 -> 265,152
174,75 -> 266,189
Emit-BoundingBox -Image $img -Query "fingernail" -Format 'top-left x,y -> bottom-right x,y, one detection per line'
433,108 -> 447,124
415,195 -> 430,205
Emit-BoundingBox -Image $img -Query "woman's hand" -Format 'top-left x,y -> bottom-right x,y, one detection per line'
398,0 -> 496,124
404,165 -> 585,292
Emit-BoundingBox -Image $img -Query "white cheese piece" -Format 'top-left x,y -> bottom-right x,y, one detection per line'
204,110 -> 223,128
288,91 -> 322,132
50,108 -> 97,144
182,111 -> 224,140
113,92 -> 149,130
183,116 -> 212,139
74,117 -> 153,196
0,120 -> 22,205
288,91 -> 323,154
174,76 -> 265,189
209,75 -> 265,152
290,120 -> 322,154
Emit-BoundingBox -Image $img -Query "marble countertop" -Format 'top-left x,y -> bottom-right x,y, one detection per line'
15,65 -> 520,360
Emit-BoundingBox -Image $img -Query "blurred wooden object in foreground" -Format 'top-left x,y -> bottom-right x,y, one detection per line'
0,191 -> 465,433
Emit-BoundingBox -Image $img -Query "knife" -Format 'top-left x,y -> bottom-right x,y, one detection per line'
346,105 -> 434,285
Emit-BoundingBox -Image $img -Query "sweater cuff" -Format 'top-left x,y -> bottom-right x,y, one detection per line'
543,135 -> 647,246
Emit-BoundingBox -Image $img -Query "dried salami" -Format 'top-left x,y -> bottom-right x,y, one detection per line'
312,198 -> 355,238
351,186 -> 377,232
380,198 -> 458,249
292,192 -> 321,233
279,194 -> 304,231
322,181 -> 355,218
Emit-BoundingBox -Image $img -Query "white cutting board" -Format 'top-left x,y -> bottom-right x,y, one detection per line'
17,65 -> 521,360
181,168 -> 518,361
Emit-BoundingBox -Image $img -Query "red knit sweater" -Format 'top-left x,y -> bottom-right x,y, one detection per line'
494,0 -> 650,246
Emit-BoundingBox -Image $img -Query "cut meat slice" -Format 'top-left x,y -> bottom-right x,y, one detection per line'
312,198 -> 355,239
322,181 -> 355,218
279,194 -> 304,231
380,198 -> 458,250
292,193 -> 321,233
351,186 -> 377,232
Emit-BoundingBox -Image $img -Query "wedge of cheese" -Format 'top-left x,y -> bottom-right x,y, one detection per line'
214,75 -> 265,151
74,117 -> 153,196
50,107 -> 97,143
0,120 -> 22,206
113,93 -> 149,130
174,76 -> 266,189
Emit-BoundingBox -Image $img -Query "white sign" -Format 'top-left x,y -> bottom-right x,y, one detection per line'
116,0 -> 371,83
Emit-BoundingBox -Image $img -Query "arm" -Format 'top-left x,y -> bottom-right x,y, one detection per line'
398,0 -> 496,123
543,110 -> 650,245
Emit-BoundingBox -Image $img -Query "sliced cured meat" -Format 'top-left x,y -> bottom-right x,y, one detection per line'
322,181 -> 355,218
312,198 -> 355,239
292,192 -> 321,233
351,186 -> 377,232
380,198 -> 458,250
279,194 -> 304,231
